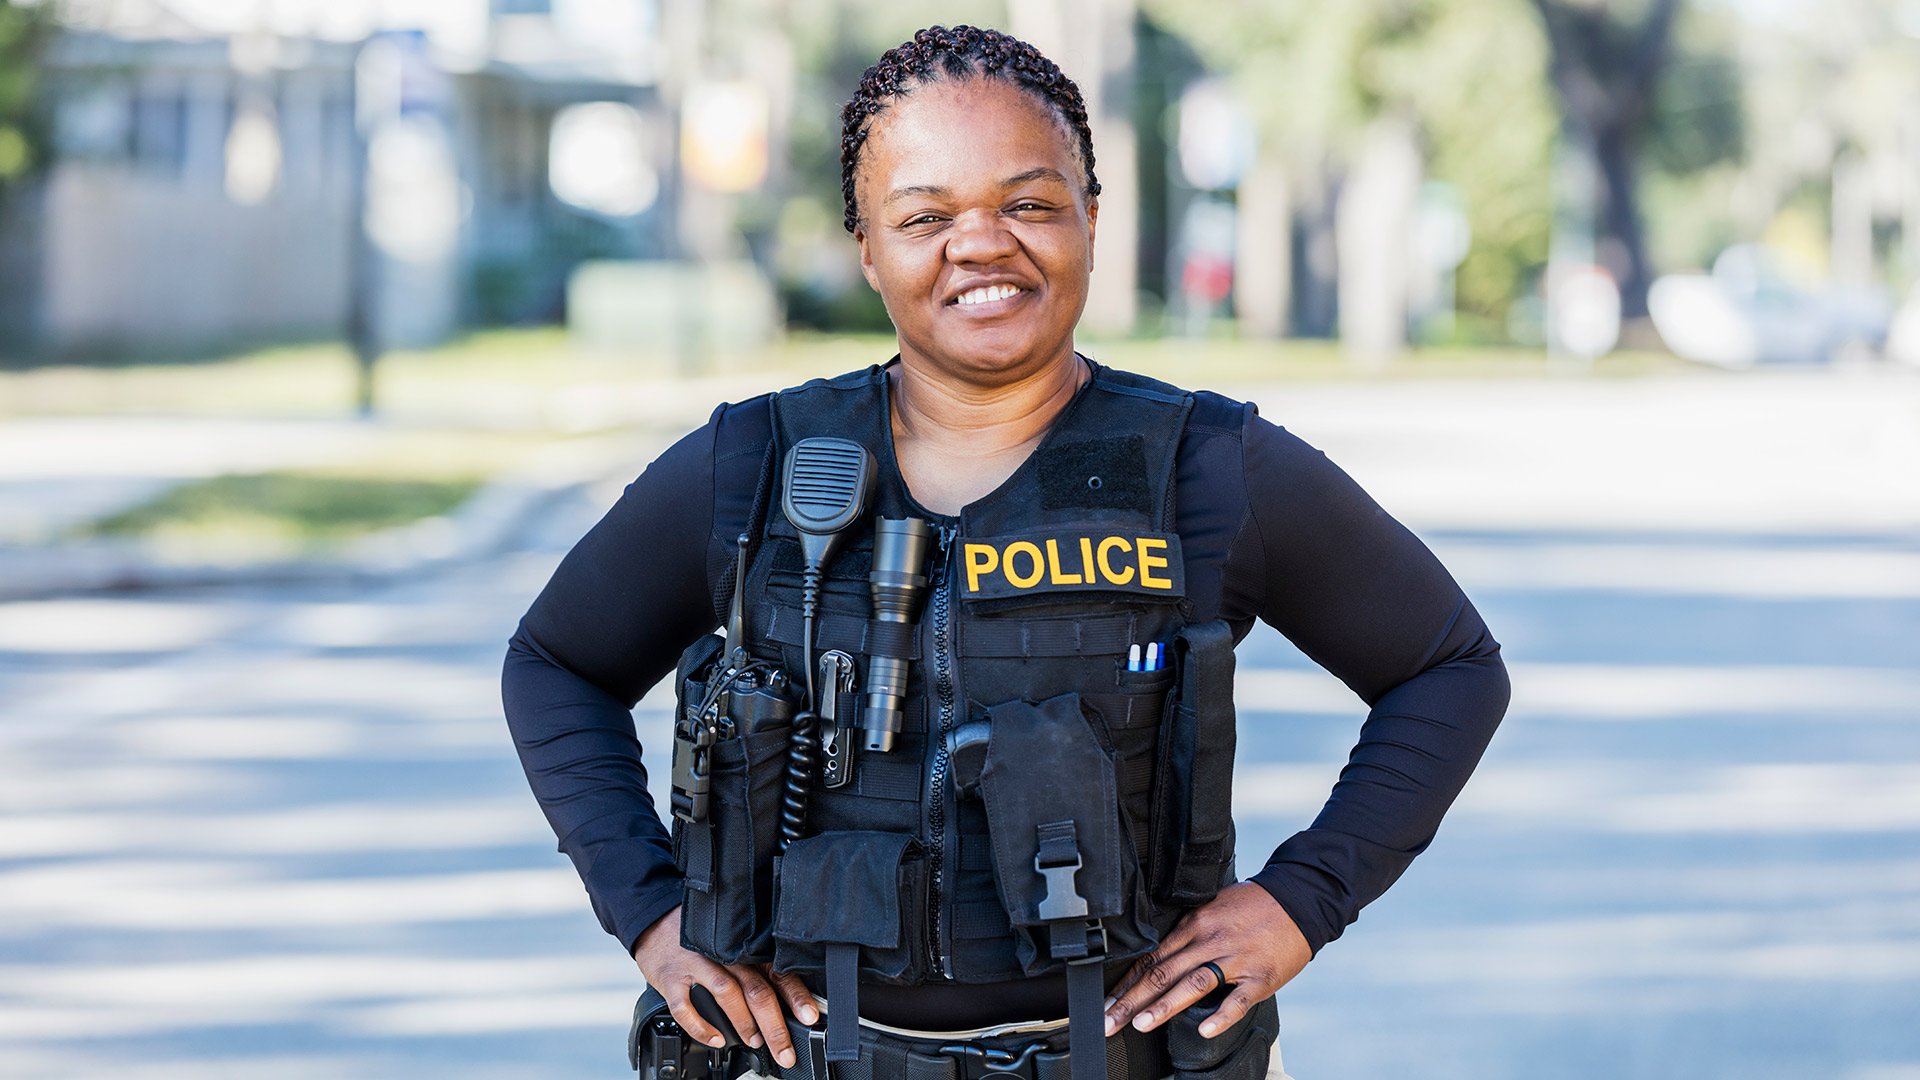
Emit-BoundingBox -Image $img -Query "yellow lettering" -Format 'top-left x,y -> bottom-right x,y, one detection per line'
1097,537 -> 1134,585
1003,542 -> 1044,588
964,543 -> 999,593
1137,537 -> 1173,589
1079,536 -> 1096,581
1045,539 -> 1083,584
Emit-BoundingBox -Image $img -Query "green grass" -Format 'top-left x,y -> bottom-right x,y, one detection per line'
0,327 -> 1693,424
87,471 -> 485,544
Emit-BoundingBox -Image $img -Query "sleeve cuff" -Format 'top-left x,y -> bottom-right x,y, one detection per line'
615,880 -> 687,957
1249,861 -> 1341,956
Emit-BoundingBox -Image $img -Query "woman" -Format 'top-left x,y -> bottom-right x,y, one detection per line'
503,25 -> 1508,1080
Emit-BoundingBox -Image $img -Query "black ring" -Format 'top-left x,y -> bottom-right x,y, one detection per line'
1201,961 -> 1226,990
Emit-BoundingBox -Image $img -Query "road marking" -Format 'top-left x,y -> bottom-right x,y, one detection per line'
1431,539 -> 1920,599
1236,663 -> 1920,718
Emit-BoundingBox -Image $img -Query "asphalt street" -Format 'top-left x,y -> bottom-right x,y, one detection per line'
2,370 -> 1917,1080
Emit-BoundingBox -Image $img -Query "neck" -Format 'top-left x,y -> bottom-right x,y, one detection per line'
890,351 -> 1089,457
887,350 -> 1091,516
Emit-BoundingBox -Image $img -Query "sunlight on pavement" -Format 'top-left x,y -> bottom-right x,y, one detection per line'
0,863 -> 586,929
0,599 -> 245,653
1432,540 -> 1920,599
1236,662 -> 1920,719
0,797 -> 551,857
342,989 -> 641,1035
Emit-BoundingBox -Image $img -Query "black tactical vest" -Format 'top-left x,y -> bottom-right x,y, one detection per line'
670,363 -> 1240,1052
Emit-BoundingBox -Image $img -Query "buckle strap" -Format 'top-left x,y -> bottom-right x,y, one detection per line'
1064,958 -> 1106,1080
825,943 -> 861,1062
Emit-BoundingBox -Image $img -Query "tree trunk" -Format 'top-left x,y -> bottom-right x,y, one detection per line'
1594,122 -> 1652,317
1530,0 -> 1680,321
1337,117 -> 1421,366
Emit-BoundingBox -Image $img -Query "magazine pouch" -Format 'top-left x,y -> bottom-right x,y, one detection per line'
978,692 -> 1155,976
1152,621 -> 1238,907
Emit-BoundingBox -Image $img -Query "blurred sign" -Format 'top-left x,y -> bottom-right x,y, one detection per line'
1549,265 -> 1622,361
1178,197 -> 1237,330
550,102 -> 658,217
223,108 -> 281,206
365,117 -> 461,264
682,80 -> 770,193
354,31 -> 449,135
1177,80 -> 1255,192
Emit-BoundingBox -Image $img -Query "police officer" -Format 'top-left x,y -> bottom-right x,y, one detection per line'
503,25 -> 1509,1080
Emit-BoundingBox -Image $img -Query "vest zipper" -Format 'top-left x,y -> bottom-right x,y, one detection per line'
926,523 -> 957,978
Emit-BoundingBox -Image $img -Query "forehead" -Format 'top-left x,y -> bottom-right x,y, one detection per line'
860,77 -> 1083,189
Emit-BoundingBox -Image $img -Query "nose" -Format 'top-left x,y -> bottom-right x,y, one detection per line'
944,207 -> 1019,266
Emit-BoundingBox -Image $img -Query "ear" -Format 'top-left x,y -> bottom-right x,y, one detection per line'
855,225 -> 881,292
1085,196 -> 1099,271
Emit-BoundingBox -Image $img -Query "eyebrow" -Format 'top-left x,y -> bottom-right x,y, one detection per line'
882,167 -> 1073,205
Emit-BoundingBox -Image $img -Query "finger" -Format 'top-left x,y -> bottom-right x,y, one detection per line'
1120,952 -> 1228,1035
703,974 -> 765,1051
734,966 -> 797,1068
665,978 -> 728,1049
1103,943 -> 1203,1034
770,968 -> 821,1026
1195,985 -> 1261,1039
1104,918 -> 1201,1012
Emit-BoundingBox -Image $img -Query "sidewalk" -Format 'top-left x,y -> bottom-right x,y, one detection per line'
0,417 -> 675,601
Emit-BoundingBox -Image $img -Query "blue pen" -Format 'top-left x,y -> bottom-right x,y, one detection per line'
1145,642 -> 1160,672
1128,643 -> 1142,672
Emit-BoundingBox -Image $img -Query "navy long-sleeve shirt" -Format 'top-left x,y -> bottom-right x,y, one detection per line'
502,373 -> 1508,1009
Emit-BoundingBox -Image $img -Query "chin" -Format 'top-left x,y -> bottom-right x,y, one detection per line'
928,328 -> 1072,374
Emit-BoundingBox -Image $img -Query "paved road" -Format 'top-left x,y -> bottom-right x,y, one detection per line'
2,372 -> 1918,1080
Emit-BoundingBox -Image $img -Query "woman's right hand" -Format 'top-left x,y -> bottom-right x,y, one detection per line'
632,906 -> 818,1069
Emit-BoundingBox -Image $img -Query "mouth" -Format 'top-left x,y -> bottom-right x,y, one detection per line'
948,283 -> 1029,310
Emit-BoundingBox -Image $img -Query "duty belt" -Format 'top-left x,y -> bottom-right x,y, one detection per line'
772,1015 -> 1172,1080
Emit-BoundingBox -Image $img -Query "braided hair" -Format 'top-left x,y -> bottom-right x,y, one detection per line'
838,25 -> 1100,234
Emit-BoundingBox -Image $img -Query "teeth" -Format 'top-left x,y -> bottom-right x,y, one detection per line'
957,284 -> 1020,306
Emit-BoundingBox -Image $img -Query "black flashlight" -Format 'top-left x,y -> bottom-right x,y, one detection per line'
863,517 -> 932,752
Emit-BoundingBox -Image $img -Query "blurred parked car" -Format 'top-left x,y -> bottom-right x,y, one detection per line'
1648,244 -> 1893,367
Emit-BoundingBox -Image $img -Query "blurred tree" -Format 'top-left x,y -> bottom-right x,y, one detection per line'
1138,0 -> 1559,333
1727,1 -> 1920,290
1528,0 -> 1682,318
0,0 -> 56,190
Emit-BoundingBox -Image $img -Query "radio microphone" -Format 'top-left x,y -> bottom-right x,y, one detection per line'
778,437 -> 873,849
863,517 -> 932,753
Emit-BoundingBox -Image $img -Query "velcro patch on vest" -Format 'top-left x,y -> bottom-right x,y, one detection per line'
957,529 -> 1184,601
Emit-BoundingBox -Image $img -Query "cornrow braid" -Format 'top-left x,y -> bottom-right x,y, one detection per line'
838,25 -> 1100,234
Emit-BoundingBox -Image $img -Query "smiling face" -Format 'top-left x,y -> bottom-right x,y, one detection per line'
852,76 -> 1097,388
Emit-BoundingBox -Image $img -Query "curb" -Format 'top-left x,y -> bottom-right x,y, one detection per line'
0,429 -> 664,602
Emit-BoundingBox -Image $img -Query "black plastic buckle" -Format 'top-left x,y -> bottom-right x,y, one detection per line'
1034,850 -> 1087,922
807,1026 -> 831,1080
1047,918 -> 1106,964
670,729 -> 712,823
938,1040 -> 1049,1080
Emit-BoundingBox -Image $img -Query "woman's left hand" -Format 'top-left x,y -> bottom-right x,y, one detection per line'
1102,882 -> 1312,1038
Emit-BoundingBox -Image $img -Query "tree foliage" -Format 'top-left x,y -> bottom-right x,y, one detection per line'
0,0 -> 55,187
1139,0 -> 1560,326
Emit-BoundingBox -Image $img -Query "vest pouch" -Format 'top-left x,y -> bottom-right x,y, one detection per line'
771,830 -> 926,982
1165,990 -> 1279,1080
674,727 -> 789,965
978,693 -> 1156,976
1152,620 -> 1238,907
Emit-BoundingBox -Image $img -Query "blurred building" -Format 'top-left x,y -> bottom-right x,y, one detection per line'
0,3 -> 671,358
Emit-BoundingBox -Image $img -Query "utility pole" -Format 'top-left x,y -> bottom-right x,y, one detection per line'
347,38 -> 385,417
